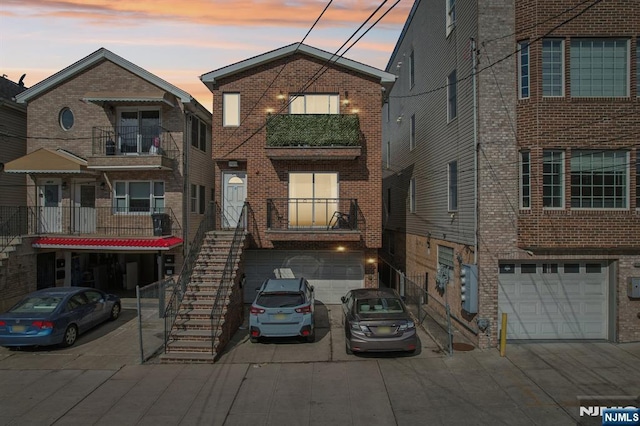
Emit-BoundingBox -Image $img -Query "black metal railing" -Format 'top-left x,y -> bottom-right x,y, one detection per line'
266,198 -> 360,230
0,206 -> 29,252
163,201 -> 217,351
21,206 -> 180,237
266,114 -> 361,147
209,202 -> 249,354
92,125 -> 180,160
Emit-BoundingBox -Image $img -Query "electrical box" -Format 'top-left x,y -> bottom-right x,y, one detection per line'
629,277 -> 640,298
460,264 -> 478,314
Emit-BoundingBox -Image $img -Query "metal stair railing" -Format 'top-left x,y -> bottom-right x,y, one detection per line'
0,206 -> 29,253
163,201 -> 217,351
209,202 -> 249,354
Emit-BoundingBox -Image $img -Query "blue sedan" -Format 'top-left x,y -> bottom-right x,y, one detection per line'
0,287 -> 121,348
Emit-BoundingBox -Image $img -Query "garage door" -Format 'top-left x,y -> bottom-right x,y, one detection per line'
498,262 -> 608,340
243,250 -> 364,304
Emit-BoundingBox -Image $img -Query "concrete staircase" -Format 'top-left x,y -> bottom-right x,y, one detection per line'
160,230 -> 246,364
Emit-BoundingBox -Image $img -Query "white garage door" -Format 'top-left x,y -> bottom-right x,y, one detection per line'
498,262 -> 608,340
243,250 -> 365,304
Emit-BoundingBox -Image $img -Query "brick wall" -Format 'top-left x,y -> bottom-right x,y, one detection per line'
210,53 -> 383,251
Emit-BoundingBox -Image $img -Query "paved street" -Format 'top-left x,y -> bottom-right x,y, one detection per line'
0,302 -> 638,425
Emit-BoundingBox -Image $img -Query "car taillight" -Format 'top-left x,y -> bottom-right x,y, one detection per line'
0,320 -> 5,327
295,305 -> 312,314
350,322 -> 370,332
250,306 -> 265,315
399,321 -> 415,331
32,321 -> 54,329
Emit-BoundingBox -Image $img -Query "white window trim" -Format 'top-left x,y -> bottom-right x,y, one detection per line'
570,151 -> 629,210
446,0 -> 456,37
190,184 -> 198,213
542,39 -> 565,98
409,114 -> 416,151
113,180 -> 165,214
409,50 -> 415,89
410,178 -> 416,213
570,38 -> 630,98
518,41 -> 530,100
520,151 -> 531,210
448,161 -> 458,211
447,70 -> 457,122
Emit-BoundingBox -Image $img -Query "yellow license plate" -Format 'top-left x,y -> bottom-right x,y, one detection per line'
12,325 -> 27,333
377,327 -> 392,334
275,314 -> 287,320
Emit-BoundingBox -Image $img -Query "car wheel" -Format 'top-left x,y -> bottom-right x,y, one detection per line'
61,325 -> 78,347
110,303 -> 121,321
345,341 -> 353,355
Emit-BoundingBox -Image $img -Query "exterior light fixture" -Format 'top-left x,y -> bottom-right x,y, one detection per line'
337,246 -> 346,252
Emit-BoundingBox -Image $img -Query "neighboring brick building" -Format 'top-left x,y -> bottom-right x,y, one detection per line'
2,48 -> 212,307
383,0 -> 639,348
201,43 -> 396,304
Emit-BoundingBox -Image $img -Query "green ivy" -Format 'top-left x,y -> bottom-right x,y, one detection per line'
266,114 -> 360,147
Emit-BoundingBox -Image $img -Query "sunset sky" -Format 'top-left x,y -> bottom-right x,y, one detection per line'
0,0 -> 412,111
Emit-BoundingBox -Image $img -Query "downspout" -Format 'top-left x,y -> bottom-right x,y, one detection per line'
471,38 -> 479,265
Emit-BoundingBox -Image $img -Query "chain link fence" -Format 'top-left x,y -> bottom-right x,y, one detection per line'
135,278 -> 174,363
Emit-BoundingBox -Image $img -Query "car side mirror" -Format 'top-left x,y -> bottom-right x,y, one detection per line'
340,296 -> 346,303
310,285 -> 314,292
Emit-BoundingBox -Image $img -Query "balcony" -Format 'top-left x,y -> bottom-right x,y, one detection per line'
265,114 -> 362,160
88,126 -> 179,171
5,206 -> 182,238
266,198 -> 362,242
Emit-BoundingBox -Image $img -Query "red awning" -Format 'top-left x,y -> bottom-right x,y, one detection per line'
32,236 -> 183,251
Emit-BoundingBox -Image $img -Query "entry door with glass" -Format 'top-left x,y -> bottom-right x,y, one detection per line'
223,172 -> 246,228
118,109 -> 160,154
288,173 -> 338,228
38,181 -> 62,233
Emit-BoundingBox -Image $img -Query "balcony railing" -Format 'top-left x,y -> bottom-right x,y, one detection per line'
266,114 -> 361,147
267,198 -> 360,231
18,206 -> 182,237
92,126 -> 180,161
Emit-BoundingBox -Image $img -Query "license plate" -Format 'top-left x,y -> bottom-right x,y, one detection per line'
376,326 -> 392,335
11,325 -> 27,333
274,314 -> 288,320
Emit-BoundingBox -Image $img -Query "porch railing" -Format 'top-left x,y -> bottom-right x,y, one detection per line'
266,198 -> 360,231
163,201 -> 218,352
23,206 -> 181,237
92,125 -> 180,160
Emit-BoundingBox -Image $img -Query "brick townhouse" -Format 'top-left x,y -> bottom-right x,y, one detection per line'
1,48 -> 213,309
383,0 -> 639,348
200,43 -> 396,304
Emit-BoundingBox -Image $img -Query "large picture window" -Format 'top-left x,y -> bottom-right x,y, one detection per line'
571,151 -> 628,209
570,39 -> 628,97
543,150 -> 564,208
288,172 -> 338,228
542,39 -> 564,97
289,94 -> 339,114
114,181 -> 164,213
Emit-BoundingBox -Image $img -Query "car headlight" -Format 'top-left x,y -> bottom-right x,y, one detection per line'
350,322 -> 370,332
399,321 -> 415,331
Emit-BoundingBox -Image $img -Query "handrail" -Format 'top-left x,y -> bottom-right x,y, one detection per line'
0,206 -> 29,253
163,201 -> 216,351
209,202 -> 249,354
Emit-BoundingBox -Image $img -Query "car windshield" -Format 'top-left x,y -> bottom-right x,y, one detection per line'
357,297 -> 404,314
10,296 -> 63,314
257,292 -> 304,308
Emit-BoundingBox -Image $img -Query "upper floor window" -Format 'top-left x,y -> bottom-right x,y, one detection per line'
191,116 -> 209,152
447,70 -> 457,121
446,0 -> 456,36
410,114 -> 416,151
409,50 -> 415,89
542,39 -> 564,97
290,94 -> 339,114
223,93 -> 240,127
113,181 -> 164,214
59,107 -> 74,131
520,151 -> 531,209
636,154 -> 640,208
570,39 -> 628,97
386,140 -> 391,169
571,151 -> 628,209
410,178 -> 416,213
448,161 -> 458,211
518,41 -> 530,99
637,38 -> 639,97
543,150 -> 564,208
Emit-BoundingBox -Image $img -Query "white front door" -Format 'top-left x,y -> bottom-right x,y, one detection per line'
38,182 -> 61,233
222,172 -> 246,228
73,183 -> 96,233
